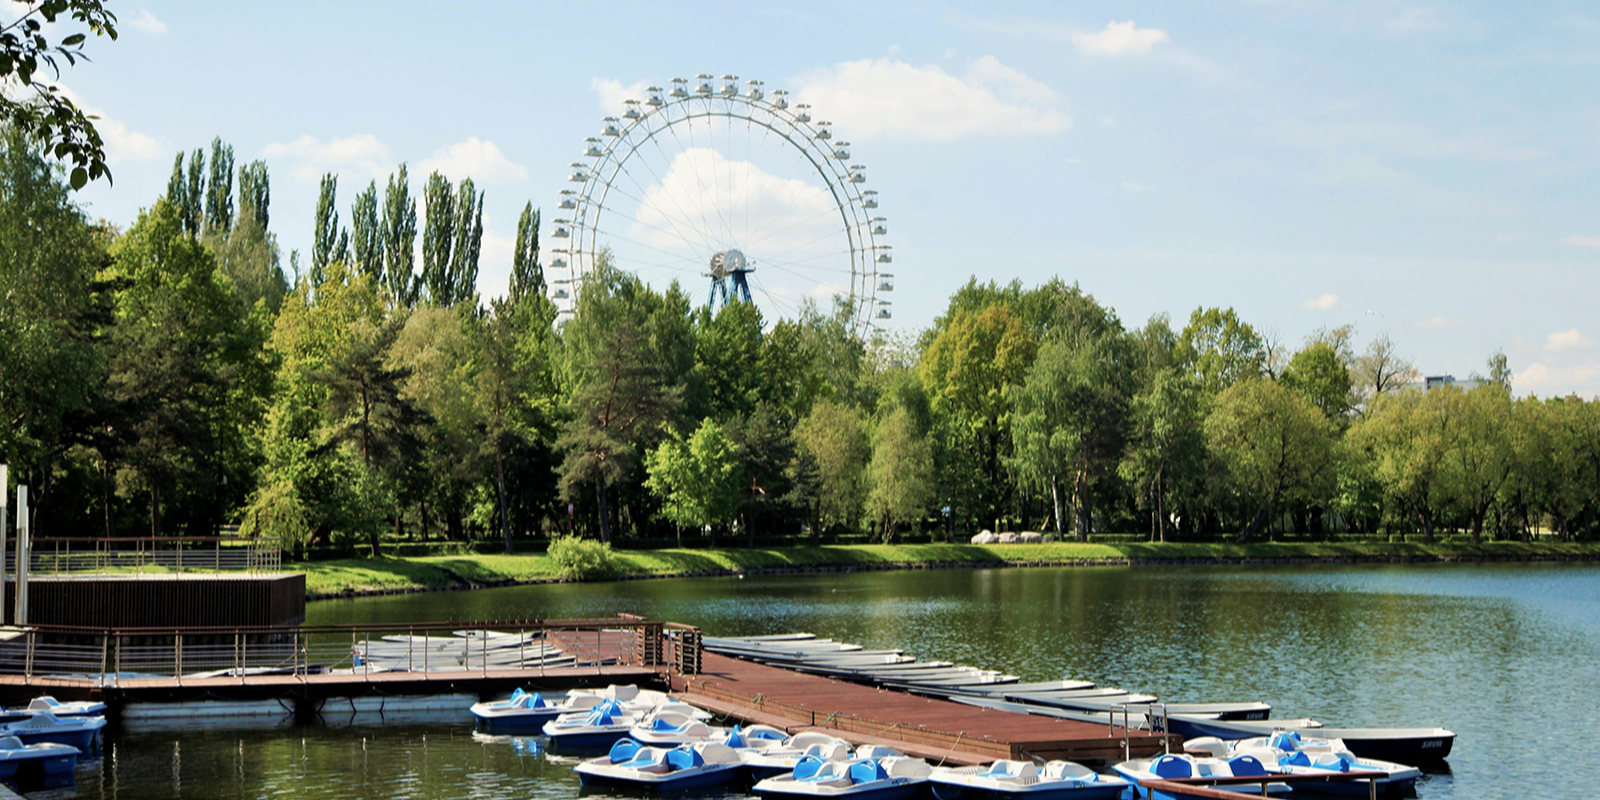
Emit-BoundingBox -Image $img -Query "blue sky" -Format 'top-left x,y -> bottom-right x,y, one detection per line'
34,0 -> 1600,396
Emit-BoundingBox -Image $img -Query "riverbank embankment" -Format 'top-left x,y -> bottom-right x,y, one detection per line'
299,540 -> 1600,600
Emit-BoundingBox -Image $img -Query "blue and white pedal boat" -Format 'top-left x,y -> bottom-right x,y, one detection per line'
21,696 -> 106,718
0,735 -> 78,785
471,689 -> 598,732
741,731 -> 853,779
630,707 -> 726,746
0,712 -> 104,753
541,701 -> 639,751
1187,733 -> 1421,795
1113,753 -> 1290,800
929,760 -> 1129,800
754,755 -> 933,800
575,738 -> 746,791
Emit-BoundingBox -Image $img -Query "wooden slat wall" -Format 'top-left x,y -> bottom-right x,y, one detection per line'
24,575 -> 305,628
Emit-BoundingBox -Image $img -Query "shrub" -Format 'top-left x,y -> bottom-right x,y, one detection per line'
548,536 -> 619,580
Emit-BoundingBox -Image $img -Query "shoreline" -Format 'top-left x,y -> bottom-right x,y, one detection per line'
301,542 -> 1600,601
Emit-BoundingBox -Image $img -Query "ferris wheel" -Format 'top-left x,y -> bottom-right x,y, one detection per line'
547,73 -> 894,332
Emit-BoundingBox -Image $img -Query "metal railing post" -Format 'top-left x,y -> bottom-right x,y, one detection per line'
175,633 -> 183,683
99,633 -> 109,687
408,628 -> 414,674
23,631 -> 33,680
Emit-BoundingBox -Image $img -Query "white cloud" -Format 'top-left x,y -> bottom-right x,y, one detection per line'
1120,181 -> 1146,194
1301,293 -> 1340,310
262,134 -> 392,183
1071,21 -> 1171,57
1547,329 -> 1595,351
129,8 -> 166,34
1562,234 -> 1600,248
793,56 -> 1069,141
629,148 -> 836,254
1384,7 -> 1444,35
1515,361 -> 1600,396
1416,316 -> 1465,328
591,78 -> 650,116
416,137 -> 527,184
46,83 -> 163,165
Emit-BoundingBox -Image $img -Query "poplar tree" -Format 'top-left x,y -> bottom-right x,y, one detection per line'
165,153 -> 187,230
350,181 -> 382,280
511,203 -> 543,301
421,172 -> 455,305
450,180 -> 483,306
312,173 -> 343,285
182,147 -> 204,236
204,137 -> 234,235
382,164 -> 418,306
238,160 -> 269,230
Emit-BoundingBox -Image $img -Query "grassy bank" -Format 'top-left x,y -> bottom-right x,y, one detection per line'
296,540 -> 1600,596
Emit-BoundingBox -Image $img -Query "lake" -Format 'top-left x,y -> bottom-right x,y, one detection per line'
47,561 -> 1600,798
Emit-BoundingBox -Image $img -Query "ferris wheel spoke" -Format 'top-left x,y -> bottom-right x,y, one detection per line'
608,161 -> 716,256
737,131 -> 829,252
668,110 -> 733,248
590,225 -> 710,267
585,184 -> 708,257
742,199 -> 852,256
631,133 -> 720,256
747,272 -> 806,319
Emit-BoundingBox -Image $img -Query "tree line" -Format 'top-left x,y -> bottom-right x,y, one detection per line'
2,130 -> 1598,553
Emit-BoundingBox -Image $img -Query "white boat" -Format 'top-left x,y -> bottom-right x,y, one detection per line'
742,732 -> 854,779
724,724 -> 794,751
541,701 -> 640,750
754,755 -> 934,800
1186,732 -> 1422,795
1165,714 -> 1455,763
1112,753 -> 1290,799
629,707 -> 726,746
574,738 -> 746,790
567,684 -> 713,720
22,696 -> 106,718
969,681 -> 1096,695
930,760 -> 1130,800
0,712 -> 104,753
0,735 -> 78,785
470,689 -> 598,732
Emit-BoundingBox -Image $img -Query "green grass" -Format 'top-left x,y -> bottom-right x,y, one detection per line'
292,539 -> 1600,595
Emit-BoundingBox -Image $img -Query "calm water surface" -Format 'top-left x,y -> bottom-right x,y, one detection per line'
55,562 -> 1600,799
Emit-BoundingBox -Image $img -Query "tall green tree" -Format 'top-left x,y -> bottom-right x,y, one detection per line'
181,148 -> 204,237
421,172 -> 455,304
350,180 -> 382,280
0,129 -> 110,520
311,172 -> 346,285
1120,370 -> 1205,542
1179,307 -> 1265,395
792,399 -> 870,533
1282,341 -> 1353,423
203,137 -> 234,236
511,202 -> 543,302
920,303 -> 1036,528
864,406 -> 934,542
645,417 -> 744,543
1450,385 -> 1512,540
238,160 -> 269,230
1350,387 -> 1456,541
1205,378 -> 1336,541
382,164 -> 418,306
1009,331 -> 1129,540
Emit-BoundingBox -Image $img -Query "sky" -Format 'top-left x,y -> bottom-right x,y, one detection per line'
24,0 -> 1600,397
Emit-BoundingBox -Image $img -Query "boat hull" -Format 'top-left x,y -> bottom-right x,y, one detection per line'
472,708 -> 567,733
575,763 -> 746,791
930,781 -> 1126,800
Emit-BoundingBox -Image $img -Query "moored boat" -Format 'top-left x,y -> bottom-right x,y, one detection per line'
470,689 -> 595,732
0,712 -> 104,753
1165,714 -> 1455,763
541,701 -> 638,750
1186,732 -> 1422,795
629,707 -> 725,746
929,760 -> 1129,800
22,696 -> 106,718
0,735 -> 78,787
1112,753 -> 1290,799
754,755 -> 934,800
741,732 -> 854,779
575,738 -> 746,790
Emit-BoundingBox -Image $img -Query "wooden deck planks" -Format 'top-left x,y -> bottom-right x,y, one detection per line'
671,652 -> 1176,766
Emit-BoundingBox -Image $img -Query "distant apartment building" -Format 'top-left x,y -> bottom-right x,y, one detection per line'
1401,374 -> 1483,392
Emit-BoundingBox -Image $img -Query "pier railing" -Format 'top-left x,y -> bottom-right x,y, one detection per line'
6,536 -> 282,575
0,616 -> 698,686
1139,770 -> 1389,800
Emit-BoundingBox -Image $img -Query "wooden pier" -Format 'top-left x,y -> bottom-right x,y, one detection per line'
671,651 -> 1177,767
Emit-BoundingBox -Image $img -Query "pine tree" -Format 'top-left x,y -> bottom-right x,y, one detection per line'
351,181 -> 381,280
510,203 -> 542,301
204,137 -> 234,235
312,173 -> 340,286
421,171 -> 455,305
182,148 -> 204,236
238,160 -> 269,230
382,164 -> 418,306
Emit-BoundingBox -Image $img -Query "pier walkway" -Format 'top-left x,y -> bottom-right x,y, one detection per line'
671,651 -> 1177,766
